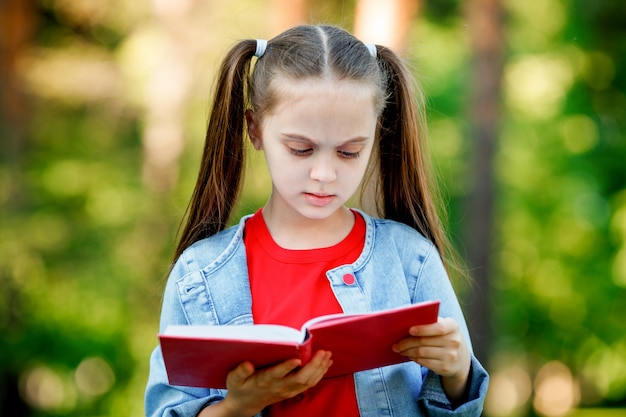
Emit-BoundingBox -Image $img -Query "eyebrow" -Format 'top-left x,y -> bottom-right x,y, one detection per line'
282,133 -> 370,146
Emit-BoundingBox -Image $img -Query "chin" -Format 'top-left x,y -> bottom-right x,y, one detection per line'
297,205 -> 345,221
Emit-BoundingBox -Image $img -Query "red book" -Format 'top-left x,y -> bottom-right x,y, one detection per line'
159,300 -> 439,389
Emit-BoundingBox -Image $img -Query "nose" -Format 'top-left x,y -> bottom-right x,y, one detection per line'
310,154 -> 336,183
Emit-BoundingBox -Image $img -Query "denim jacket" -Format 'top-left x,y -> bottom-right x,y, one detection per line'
145,211 -> 489,416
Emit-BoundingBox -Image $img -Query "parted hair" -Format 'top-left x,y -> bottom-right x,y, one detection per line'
174,24 -> 455,276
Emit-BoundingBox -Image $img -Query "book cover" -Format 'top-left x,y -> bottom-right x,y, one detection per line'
159,300 -> 440,389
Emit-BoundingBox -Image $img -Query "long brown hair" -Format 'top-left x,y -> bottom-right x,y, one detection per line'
174,24 -> 457,277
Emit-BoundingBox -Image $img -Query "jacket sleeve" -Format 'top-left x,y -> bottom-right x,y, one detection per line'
417,357 -> 489,416
144,253 -> 229,417
413,243 -> 490,416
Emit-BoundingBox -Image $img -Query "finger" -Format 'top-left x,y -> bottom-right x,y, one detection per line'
310,350 -> 332,363
266,358 -> 303,379
414,357 -> 449,374
414,356 -> 467,378
292,351 -> 333,385
393,337 -> 415,354
250,359 -> 302,390
393,335 -> 446,354
409,317 -> 456,337
227,361 -> 255,387
393,342 -> 441,360
414,345 -> 451,361
306,351 -> 333,373
297,351 -> 332,376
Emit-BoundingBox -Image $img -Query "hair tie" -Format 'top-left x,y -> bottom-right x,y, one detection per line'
365,43 -> 377,58
255,39 -> 267,58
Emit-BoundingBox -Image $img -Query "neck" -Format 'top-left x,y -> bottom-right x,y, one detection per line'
261,206 -> 355,250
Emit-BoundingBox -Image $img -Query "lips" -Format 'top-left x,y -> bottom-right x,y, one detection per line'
304,192 -> 335,207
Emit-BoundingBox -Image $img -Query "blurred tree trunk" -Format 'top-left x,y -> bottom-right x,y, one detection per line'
0,0 -> 35,207
140,1 -> 197,192
0,2 -> 37,415
354,0 -> 420,50
463,0 -> 504,365
266,0 -> 420,49
267,0 -> 310,36
352,0 -> 420,216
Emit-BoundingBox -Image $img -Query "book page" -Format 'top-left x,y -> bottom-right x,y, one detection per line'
301,302 -> 426,331
301,312 -> 365,330
163,324 -> 304,343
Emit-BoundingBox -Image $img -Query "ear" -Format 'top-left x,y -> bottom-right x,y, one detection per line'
245,109 -> 262,150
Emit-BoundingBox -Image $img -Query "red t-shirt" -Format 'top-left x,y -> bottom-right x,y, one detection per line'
244,209 -> 364,417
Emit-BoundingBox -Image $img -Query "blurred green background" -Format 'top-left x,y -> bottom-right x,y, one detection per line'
1,0 -> 625,416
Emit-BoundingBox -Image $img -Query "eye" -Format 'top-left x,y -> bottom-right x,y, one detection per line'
289,147 -> 313,156
338,150 -> 360,159
338,143 -> 364,159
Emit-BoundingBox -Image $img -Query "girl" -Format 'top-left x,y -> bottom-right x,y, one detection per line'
145,24 -> 488,417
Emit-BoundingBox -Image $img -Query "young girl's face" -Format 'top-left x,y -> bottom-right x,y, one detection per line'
247,77 -> 379,224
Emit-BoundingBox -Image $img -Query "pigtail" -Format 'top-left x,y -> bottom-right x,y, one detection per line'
173,40 -> 257,261
375,45 -> 448,263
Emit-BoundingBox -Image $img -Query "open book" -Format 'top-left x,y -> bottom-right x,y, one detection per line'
159,300 -> 439,389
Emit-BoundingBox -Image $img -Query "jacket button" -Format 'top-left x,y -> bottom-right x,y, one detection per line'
343,273 -> 355,285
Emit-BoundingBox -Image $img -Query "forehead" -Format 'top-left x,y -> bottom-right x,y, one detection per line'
268,77 -> 379,114
260,77 -> 379,143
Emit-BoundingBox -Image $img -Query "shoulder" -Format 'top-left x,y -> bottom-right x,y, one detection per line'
350,210 -> 447,306
357,210 -> 435,255
173,215 -> 250,276
356,210 -> 441,284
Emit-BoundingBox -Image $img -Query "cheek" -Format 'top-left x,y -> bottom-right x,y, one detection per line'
263,152 -> 301,185
337,159 -> 371,189
352,147 -> 375,178
264,148 -> 294,172
352,162 -> 370,184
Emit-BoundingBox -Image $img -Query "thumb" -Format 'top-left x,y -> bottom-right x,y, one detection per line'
228,361 -> 255,386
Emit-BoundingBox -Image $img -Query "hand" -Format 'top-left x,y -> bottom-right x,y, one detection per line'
204,350 -> 333,417
392,317 -> 471,404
